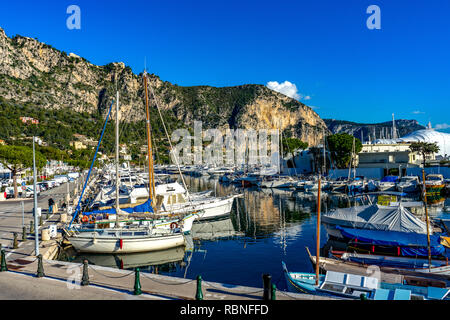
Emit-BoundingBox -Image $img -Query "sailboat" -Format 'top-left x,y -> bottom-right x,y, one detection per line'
65,88 -> 185,254
93,72 -> 242,222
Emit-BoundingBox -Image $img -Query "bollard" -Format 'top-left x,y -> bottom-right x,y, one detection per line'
360,293 -> 367,301
134,268 -> 142,295
36,254 -> 45,278
22,226 -> 27,242
30,221 -> 34,234
271,284 -> 277,300
0,250 -> 7,272
81,260 -> 90,286
196,275 -> 204,300
262,274 -> 272,300
13,233 -> 18,249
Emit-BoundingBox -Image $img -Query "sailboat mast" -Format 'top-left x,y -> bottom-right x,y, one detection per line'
115,91 -> 120,226
322,130 -> 326,175
144,73 -> 156,201
315,176 -> 322,286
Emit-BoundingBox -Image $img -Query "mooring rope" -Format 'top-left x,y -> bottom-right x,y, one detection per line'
140,272 -> 196,286
202,280 -> 264,295
89,267 -> 134,279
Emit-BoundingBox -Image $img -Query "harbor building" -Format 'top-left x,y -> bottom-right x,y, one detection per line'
357,142 -> 431,176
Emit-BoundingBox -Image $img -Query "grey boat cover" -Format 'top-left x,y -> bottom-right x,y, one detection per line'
322,204 -> 429,234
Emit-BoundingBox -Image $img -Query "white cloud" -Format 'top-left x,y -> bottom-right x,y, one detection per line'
412,110 -> 425,114
303,96 -> 311,101
266,81 -> 301,100
435,123 -> 450,130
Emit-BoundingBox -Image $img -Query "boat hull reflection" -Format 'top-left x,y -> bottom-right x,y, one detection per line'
73,245 -> 187,270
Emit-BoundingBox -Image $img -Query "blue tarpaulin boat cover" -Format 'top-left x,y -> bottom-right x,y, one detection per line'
84,199 -> 154,215
381,176 -> 399,183
336,226 -> 446,257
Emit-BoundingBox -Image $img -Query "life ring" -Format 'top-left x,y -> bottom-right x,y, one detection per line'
81,216 -> 89,223
170,222 -> 179,230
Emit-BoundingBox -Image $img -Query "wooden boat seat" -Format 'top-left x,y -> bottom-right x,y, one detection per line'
373,288 -> 391,300
427,287 -> 450,300
404,276 -> 446,288
393,289 -> 411,300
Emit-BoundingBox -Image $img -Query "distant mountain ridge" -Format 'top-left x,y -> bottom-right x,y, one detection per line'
324,119 -> 426,142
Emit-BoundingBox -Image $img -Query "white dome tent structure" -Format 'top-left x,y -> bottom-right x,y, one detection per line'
372,124 -> 450,159
398,129 -> 450,159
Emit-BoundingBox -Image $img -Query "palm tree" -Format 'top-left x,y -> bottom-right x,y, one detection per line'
409,142 -> 440,168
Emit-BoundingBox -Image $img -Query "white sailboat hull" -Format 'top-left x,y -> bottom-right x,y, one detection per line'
160,196 -> 237,221
69,232 -> 185,254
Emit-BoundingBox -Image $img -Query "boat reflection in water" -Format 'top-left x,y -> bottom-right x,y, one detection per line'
72,245 -> 187,271
191,217 -> 245,241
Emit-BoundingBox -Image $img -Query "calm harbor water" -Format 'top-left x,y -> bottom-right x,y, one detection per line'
64,176 -> 450,291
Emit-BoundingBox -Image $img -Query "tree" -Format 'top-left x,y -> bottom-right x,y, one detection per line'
409,142 -> 440,168
326,133 -> 362,169
0,145 -> 46,198
282,137 -> 308,158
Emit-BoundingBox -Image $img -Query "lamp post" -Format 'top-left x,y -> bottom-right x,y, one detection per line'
33,136 -> 39,256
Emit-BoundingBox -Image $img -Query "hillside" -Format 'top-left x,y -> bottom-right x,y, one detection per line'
0,26 -> 329,155
324,119 -> 425,142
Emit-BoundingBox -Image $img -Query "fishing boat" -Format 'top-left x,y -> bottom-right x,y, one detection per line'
335,226 -> 446,258
332,251 -> 450,276
260,176 -> 297,189
396,176 -> 421,193
321,203 -> 431,240
376,176 -> 399,192
425,174 -> 445,195
282,261 -> 449,300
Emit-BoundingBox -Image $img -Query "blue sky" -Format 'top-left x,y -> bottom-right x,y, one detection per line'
0,0 -> 449,131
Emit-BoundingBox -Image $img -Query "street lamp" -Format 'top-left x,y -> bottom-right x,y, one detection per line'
32,136 -> 39,256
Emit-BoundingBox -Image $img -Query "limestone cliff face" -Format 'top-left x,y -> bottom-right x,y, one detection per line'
0,27 -> 328,146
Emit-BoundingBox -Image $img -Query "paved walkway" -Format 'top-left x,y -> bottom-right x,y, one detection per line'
0,257 -> 334,300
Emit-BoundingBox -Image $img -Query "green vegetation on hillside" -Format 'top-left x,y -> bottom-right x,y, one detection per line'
0,97 -> 185,165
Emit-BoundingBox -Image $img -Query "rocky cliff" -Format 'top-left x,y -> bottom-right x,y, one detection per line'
0,27 -> 328,147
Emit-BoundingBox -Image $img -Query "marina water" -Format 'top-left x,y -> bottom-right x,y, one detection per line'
62,176 -> 450,291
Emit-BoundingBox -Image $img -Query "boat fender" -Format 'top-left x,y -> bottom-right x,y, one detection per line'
170,222 -> 179,230
119,239 -> 123,250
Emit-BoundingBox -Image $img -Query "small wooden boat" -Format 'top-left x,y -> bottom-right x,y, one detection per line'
306,247 -> 450,286
332,251 -> 450,276
282,261 -> 449,300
